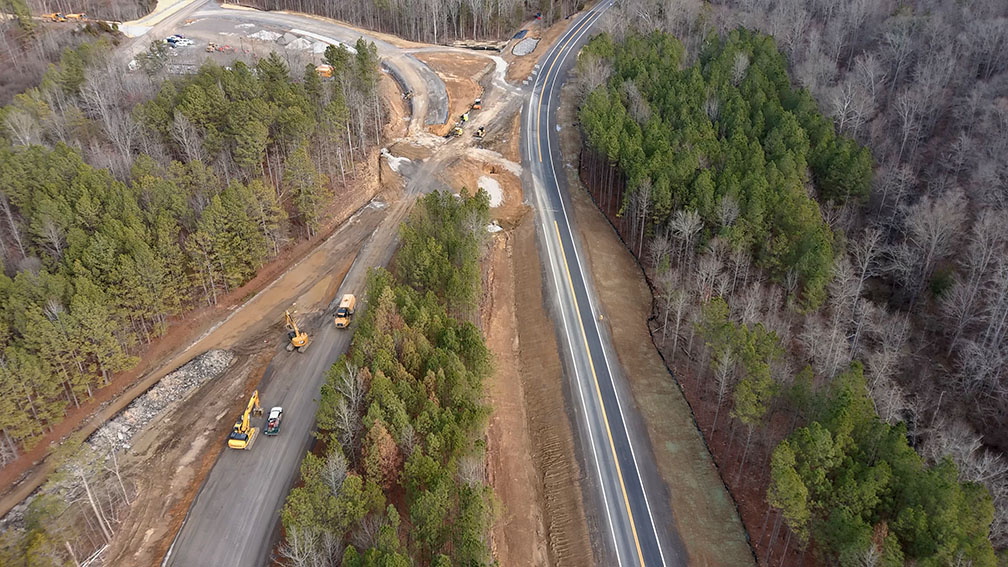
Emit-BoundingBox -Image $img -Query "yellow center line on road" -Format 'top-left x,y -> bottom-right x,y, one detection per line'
536,7 -> 599,162
555,221 -> 646,566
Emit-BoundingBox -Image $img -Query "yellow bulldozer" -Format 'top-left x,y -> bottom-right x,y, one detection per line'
285,309 -> 310,352
227,390 -> 263,449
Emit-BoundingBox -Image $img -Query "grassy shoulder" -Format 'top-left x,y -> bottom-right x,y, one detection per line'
280,191 -> 497,566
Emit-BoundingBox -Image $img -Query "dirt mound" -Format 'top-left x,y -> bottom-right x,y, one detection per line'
386,141 -> 433,161
445,157 -> 526,227
414,51 -> 492,137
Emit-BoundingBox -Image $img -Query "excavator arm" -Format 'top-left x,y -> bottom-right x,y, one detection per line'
284,310 -> 309,352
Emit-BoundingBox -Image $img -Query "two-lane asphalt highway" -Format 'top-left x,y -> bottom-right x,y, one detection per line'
523,3 -> 683,566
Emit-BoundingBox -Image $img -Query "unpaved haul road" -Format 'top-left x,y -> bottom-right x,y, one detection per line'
157,8 -> 452,567
523,2 -> 686,566
185,4 -> 449,130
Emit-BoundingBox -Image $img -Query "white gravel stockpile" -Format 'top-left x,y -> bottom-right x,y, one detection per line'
88,349 -> 236,453
478,175 -> 503,207
381,148 -> 412,172
287,37 -> 312,50
248,30 -> 281,42
512,37 -> 539,56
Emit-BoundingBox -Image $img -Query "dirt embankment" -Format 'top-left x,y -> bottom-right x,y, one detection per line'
555,81 -> 756,565
484,215 -> 596,567
413,50 -> 491,137
379,72 -> 411,141
448,156 -> 525,227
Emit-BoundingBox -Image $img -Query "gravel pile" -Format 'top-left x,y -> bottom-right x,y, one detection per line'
248,30 -> 281,42
88,350 -> 236,453
512,37 -> 539,56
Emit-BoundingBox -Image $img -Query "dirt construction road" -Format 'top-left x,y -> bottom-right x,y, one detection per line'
164,192 -> 414,567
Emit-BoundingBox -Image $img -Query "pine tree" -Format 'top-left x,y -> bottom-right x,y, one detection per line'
284,143 -> 330,238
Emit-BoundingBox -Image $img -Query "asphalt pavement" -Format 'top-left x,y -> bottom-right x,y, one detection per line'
522,3 -> 686,566
163,312 -> 351,567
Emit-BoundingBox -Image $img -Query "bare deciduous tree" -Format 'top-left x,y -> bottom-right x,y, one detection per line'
895,187 -> 967,302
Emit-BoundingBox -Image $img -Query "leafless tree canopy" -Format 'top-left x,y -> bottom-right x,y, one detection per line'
603,0 -> 1008,550
233,0 -> 578,43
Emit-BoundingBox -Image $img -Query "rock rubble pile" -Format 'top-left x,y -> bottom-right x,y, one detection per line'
88,350 -> 236,453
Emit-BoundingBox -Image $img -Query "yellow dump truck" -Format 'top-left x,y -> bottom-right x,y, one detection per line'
334,294 -> 356,328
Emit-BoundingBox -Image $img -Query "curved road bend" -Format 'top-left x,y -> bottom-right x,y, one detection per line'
181,4 -> 450,130
523,3 -> 685,566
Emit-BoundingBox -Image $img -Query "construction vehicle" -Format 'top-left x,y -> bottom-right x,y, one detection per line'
402,90 -> 413,100
227,390 -> 263,449
461,112 -> 470,123
475,126 -> 486,139
334,294 -> 356,328
285,309 -> 309,352
65,12 -> 86,20
206,41 -> 217,52
315,64 -> 333,78
445,125 -> 463,139
45,13 -> 67,22
471,98 -> 482,110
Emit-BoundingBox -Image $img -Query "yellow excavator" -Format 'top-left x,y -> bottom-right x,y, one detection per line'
227,390 -> 263,449
285,309 -> 309,352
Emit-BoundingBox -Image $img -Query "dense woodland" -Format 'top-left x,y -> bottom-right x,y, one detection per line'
0,40 -> 385,464
580,29 -> 870,309
25,0 -> 155,22
0,0 -> 120,105
236,0 -> 581,43
281,191 -> 495,567
576,26 -> 1003,566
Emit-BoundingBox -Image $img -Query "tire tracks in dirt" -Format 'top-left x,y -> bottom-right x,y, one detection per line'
511,217 -> 596,567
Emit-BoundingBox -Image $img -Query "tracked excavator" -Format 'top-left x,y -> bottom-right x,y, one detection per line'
227,390 -> 263,449
285,309 -> 309,352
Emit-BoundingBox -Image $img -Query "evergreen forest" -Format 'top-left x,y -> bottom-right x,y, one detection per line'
579,29 -> 871,309
281,190 -> 495,566
0,40 -> 383,459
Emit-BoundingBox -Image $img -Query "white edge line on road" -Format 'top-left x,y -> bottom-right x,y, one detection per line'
526,3 -> 627,566
540,2 -> 669,565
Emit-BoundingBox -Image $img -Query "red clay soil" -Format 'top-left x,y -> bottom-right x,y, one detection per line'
0,151 -> 384,518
